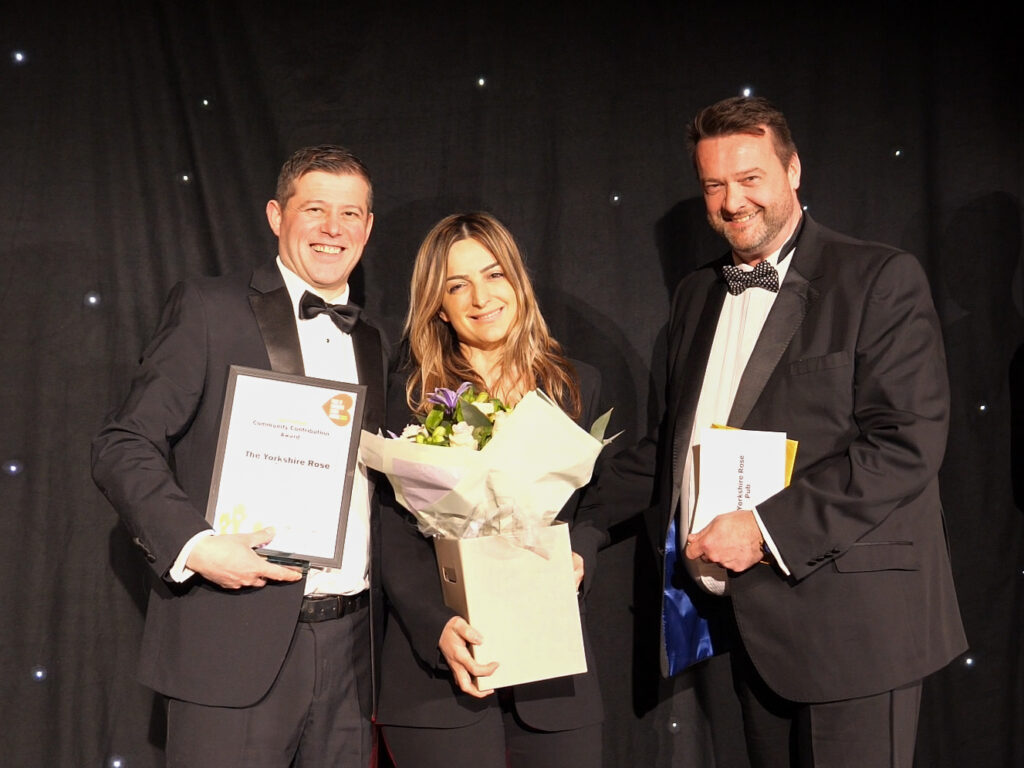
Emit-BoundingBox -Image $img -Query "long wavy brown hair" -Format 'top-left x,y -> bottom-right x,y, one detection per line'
403,212 -> 581,418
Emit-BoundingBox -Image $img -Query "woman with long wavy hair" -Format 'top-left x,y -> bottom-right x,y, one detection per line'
376,212 -> 605,768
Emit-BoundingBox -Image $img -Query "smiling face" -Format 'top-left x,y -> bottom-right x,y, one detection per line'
695,128 -> 801,265
439,238 -> 518,358
265,170 -> 374,299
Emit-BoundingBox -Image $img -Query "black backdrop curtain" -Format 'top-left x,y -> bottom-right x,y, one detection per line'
1,2 -> 1021,766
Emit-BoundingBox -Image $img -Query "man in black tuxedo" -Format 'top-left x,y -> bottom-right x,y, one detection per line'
588,97 -> 967,766
92,145 -> 387,767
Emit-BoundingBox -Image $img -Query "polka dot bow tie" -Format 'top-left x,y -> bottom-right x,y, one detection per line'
721,260 -> 780,295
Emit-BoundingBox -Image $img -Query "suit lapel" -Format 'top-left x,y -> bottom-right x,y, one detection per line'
351,321 -> 386,434
728,219 -> 825,426
727,270 -> 811,425
667,274 -> 727,529
248,262 -> 305,376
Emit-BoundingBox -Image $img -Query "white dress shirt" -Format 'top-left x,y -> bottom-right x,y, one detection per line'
683,243 -> 794,594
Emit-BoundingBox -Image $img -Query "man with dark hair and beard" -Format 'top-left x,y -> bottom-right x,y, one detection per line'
584,96 -> 966,767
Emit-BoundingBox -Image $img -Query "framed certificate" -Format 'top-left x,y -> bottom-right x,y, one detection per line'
204,365 -> 366,568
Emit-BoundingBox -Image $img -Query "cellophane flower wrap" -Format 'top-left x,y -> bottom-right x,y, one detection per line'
359,384 -> 614,543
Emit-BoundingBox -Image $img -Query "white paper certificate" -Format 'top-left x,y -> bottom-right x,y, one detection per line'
204,366 -> 366,568
693,426 -> 787,532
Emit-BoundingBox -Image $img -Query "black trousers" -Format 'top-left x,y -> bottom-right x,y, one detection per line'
731,644 -> 921,768
165,606 -> 372,768
382,691 -> 602,768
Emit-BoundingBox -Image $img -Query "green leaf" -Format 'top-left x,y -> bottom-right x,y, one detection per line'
474,422 -> 494,443
589,408 -> 613,440
460,402 -> 493,428
424,407 -> 443,431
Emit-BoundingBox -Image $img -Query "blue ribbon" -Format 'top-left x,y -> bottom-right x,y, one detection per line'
663,517 -> 718,675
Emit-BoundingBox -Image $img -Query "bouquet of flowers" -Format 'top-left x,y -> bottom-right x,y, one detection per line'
395,382 -> 511,450
359,383 -> 614,542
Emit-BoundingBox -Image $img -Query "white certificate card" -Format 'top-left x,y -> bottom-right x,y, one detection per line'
693,427 -> 787,531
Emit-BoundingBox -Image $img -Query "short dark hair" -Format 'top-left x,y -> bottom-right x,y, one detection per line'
275,144 -> 373,210
686,96 -> 798,169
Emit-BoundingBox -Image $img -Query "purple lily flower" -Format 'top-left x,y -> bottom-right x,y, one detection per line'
427,382 -> 471,415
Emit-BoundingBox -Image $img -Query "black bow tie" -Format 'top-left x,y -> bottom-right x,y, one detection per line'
721,260 -> 780,295
299,290 -> 361,333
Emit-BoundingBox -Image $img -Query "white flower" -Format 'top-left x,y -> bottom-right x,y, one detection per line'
473,401 -> 495,415
400,423 -> 424,441
448,421 -> 479,449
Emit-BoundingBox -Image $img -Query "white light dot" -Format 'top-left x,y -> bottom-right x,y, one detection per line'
31,665 -> 47,681
802,204 -> 810,211
964,656 -> 974,667
667,718 -> 681,734
740,86 -> 754,98
84,290 -> 102,308
978,403 -> 988,413
200,98 -> 212,109
12,50 -> 27,64
609,191 -> 622,206
107,756 -> 126,768
476,76 -> 487,88
178,172 -> 192,185
3,459 -> 24,476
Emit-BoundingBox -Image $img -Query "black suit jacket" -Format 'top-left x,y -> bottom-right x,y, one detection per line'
92,261 -> 387,707
375,360 -> 605,731
589,217 -> 967,702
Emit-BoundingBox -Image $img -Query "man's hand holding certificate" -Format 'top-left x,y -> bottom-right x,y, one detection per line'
685,427 -> 796,587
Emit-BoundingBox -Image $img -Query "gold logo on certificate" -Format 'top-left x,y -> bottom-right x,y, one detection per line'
322,393 -> 354,427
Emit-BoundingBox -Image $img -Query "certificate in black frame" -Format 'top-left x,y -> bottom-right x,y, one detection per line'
204,365 -> 367,569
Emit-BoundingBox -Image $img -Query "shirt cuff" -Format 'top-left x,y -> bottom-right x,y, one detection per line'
169,529 -> 215,582
751,508 -> 791,576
